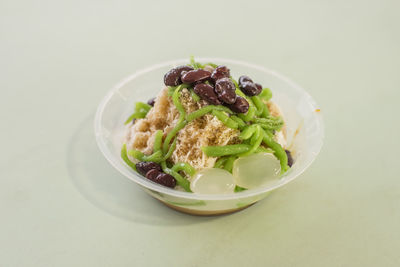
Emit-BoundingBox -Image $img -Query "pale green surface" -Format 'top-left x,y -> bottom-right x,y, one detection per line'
1,0 -> 399,266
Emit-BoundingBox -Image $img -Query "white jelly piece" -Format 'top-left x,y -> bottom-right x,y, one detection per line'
190,168 -> 235,194
232,153 -> 281,189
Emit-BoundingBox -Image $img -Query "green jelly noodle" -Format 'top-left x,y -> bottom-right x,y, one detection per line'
121,57 -> 290,193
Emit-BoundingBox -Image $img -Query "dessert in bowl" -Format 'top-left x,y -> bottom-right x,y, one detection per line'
94,57 -> 324,215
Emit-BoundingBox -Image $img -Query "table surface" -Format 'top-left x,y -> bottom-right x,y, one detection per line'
1,0 -> 399,266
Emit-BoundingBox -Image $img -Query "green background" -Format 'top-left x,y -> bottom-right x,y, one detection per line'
1,0 -> 399,266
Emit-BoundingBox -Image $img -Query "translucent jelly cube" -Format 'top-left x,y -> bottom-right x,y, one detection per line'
232,153 -> 281,189
190,168 -> 235,194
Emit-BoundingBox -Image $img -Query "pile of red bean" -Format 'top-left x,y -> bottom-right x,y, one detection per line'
164,64 -> 264,113
136,161 -> 176,188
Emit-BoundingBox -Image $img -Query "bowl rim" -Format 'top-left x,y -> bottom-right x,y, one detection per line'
94,57 -> 324,201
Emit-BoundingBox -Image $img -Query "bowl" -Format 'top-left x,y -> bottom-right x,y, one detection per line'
94,58 -> 324,215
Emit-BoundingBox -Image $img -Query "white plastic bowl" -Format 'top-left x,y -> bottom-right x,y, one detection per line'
94,58 -> 324,215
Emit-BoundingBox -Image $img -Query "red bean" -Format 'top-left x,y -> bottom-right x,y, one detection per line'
145,169 -> 176,188
154,173 -> 176,188
255,83 -> 262,91
214,78 -> 237,104
147,97 -> 156,106
227,96 -> 249,113
193,83 -> 221,105
239,81 -> 261,96
164,65 -> 194,86
181,69 -> 211,84
136,161 -> 162,176
285,150 -> 294,167
238,75 -> 253,84
145,168 -> 161,180
211,65 -> 230,81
